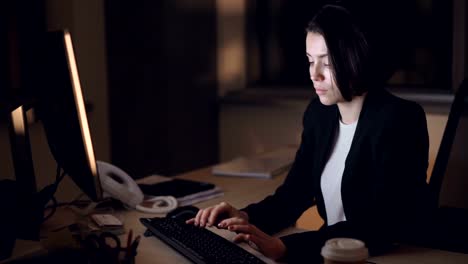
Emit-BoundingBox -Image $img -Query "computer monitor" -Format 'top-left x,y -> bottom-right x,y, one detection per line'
3,30 -> 103,251
33,29 -> 103,201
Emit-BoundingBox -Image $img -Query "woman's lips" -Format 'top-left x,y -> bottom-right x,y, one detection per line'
315,88 -> 327,95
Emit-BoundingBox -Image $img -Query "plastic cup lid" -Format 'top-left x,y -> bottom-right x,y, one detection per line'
321,238 -> 369,262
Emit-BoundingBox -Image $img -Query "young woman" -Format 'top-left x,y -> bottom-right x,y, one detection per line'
188,4 -> 430,262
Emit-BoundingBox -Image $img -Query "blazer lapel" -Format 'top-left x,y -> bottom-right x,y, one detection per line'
345,90 -> 382,167
312,105 -> 339,222
315,105 -> 339,181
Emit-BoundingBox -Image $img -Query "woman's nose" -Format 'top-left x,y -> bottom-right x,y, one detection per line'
310,65 -> 324,82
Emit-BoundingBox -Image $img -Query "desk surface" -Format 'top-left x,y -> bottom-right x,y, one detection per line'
133,167 -> 468,264
8,166 -> 468,263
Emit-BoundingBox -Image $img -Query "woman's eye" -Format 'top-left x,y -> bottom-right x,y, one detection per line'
324,63 -> 330,67
309,61 -> 315,65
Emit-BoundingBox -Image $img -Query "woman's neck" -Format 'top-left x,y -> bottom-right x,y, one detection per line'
337,94 -> 367,124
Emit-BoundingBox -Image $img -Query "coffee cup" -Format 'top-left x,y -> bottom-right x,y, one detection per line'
321,238 -> 368,264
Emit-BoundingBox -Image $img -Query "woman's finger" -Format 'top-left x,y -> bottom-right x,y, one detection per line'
232,233 -> 260,251
227,224 -> 253,233
186,202 -> 237,228
193,209 -> 202,226
195,207 -> 211,226
233,233 -> 251,243
218,217 -> 248,228
208,203 -> 229,226
199,207 -> 214,227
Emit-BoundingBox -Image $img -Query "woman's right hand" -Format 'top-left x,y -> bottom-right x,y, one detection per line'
186,202 -> 249,228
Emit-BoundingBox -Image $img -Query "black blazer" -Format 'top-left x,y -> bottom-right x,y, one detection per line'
242,89 -> 430,263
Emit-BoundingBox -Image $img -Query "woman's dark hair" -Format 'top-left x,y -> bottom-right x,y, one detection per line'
307,3 -> 406,101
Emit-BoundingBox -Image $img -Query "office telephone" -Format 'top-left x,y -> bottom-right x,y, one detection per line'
97,161 -> 144,208
97,161 -> 177,213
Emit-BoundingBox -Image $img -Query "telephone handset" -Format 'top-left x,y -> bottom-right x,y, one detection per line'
97,161 -> 144,208
97,161 -> 177,213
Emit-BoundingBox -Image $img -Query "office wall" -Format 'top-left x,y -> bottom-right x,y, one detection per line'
105,0 -> 219,177
217,0 -> 246,96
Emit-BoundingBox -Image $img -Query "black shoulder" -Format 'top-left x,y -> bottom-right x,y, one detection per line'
373,90 -> 426,122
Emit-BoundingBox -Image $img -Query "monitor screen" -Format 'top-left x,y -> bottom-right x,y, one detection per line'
35,30 -> 102,201
9,105 -> 36,196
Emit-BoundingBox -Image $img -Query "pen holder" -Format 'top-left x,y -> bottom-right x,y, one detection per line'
83,247 -> 136,264
81,233 -> 138,264
120,246 -> 137,264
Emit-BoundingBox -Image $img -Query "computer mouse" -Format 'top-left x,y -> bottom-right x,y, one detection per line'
166,205 -> 199,222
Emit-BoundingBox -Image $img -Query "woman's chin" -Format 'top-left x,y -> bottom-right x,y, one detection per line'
318,96 -> 335,106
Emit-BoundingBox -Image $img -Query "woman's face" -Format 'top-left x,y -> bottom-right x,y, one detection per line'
306,32 -> 344,105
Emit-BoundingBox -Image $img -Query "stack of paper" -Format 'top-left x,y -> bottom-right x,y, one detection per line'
177,187 -> 223,206
137,176 -> 223,206
212,147 -> 297,178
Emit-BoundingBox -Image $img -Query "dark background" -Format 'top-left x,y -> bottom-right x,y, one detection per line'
1,0 -> 464,179
246,0 -> 454,90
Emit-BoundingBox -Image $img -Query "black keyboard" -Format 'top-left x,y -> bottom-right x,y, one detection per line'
140,217 -> 266,264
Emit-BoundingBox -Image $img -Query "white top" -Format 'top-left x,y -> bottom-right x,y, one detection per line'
320,120 -> 358,226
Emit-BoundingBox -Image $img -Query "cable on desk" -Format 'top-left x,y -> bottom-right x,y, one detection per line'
42,166 -> 67,222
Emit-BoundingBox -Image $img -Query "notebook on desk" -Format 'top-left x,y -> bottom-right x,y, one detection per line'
212,147 -> 297,179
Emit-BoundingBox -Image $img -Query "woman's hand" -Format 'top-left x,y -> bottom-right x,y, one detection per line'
185,202 -> 249,228
229,222 -> 287,261
186,202 -> 286,260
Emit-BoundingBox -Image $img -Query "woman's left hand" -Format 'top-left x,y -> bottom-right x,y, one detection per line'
227,222 -> 287,261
